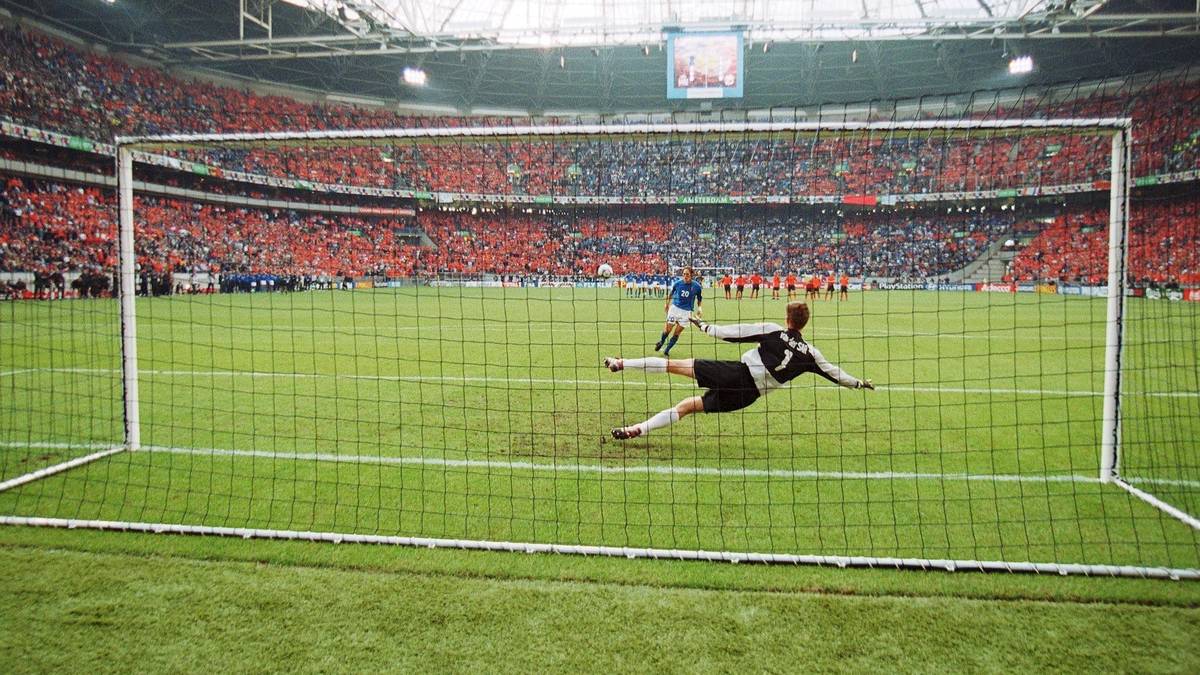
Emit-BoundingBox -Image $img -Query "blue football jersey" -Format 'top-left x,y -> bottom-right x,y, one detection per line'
670,280 -> 702,311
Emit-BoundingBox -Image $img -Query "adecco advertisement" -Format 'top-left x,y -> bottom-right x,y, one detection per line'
976,283 -> 1015,293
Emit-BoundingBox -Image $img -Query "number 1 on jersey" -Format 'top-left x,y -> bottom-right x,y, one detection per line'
774,349 -> 794,372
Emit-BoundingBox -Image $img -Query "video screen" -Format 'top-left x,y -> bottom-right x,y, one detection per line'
667,32 -> 744,99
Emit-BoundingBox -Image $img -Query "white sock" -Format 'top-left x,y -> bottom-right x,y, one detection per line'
623,357 -> 667,373
635,408 -> 680,435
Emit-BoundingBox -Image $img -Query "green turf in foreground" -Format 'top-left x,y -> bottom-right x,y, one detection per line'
1,529 -> 1199,673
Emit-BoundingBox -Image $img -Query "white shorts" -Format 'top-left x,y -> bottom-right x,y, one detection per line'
665,305 -> 692,325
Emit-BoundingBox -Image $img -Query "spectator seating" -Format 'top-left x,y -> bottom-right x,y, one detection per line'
1,25 -> 1197,198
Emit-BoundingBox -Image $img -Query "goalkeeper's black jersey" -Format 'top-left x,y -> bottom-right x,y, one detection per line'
695,321 -> 863,394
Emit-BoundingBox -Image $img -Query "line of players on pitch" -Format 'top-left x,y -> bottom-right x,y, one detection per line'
623,271 -> 853,302
606,266 -> 875,441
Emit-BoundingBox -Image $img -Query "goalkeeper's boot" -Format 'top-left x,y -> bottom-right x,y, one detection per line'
611,426 -> 642,441
604,357 -> 624,372
653,340 -> 664,352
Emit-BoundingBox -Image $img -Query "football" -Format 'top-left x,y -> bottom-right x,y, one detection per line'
596,263 -> 614,278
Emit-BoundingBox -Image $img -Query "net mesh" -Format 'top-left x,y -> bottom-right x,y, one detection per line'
1,72 -> 1198,575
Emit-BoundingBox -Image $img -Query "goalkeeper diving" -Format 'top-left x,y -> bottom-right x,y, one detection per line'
605,301 -> 874,440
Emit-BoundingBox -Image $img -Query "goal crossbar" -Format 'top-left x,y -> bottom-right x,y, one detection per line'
115,117 -> 1134,149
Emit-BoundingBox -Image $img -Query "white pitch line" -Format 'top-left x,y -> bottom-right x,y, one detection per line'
0,441 -> 116,451
1127,476 -> 1200,489
5,440 -> 1199,489
1,366 -> 1197,399
139,444 -> 1104,484
2,319 -> 1100,342
0,368 -> 36,377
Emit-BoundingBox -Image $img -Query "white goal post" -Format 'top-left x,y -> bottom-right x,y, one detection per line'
113,116 -> 1139,485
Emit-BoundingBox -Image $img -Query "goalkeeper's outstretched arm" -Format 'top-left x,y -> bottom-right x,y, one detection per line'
690,317 -> 875,390
809,344 -> 874,390
689,318 -> 783,343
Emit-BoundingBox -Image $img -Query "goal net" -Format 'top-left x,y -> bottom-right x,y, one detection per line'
1,116 -> 1197,579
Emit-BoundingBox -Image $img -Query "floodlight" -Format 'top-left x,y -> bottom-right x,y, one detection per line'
402,67 -> 427,86
1008,55 -> 1033,74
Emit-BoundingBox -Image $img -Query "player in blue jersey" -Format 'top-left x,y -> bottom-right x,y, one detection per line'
654,266 -> 703,356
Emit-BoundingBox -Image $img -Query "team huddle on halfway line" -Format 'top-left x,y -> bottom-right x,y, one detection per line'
605,266 -> 875,441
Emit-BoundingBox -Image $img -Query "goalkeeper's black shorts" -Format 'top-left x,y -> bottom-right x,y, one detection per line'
694,359 -> 760,413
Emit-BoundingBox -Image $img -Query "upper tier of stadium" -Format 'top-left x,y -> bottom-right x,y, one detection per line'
0,24 -> 1197,199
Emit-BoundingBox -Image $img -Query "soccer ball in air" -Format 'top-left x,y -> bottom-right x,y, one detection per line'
597,263 -> 614,278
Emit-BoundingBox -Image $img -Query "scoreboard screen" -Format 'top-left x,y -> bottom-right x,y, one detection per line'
666,32 -> 744,100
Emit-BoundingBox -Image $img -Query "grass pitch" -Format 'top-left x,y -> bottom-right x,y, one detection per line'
1,287 -> 1197,570
1,286 -> 1199,671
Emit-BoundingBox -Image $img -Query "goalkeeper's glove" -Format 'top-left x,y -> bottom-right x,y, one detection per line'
857,379 -> 875,391
689,317 -> 709,333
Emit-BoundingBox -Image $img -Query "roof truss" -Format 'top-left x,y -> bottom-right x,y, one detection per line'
168,10 -> 1200,63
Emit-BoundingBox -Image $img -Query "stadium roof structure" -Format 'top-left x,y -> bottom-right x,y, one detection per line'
274,0 -> 1200,47
3,0 -> 1200,114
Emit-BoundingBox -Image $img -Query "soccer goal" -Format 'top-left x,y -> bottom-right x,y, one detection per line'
1,118 -> 1197,579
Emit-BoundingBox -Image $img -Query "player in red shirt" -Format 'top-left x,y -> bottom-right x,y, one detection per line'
771,272 -> 781,299
720,273 -> 733,299
785,272 -> 798,299
734,273 -> 746,299
824,273 -> 836,301
749,272 -> 763,299
806,275 -> 820,300
839,274 -> 850,300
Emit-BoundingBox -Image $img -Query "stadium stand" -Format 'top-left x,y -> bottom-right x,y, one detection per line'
1,25 -> 1197,197
1010,196 -> 1200,283
1,174 -> 1047,280
0,23 -> 1197,285
0,176 -> 422,279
